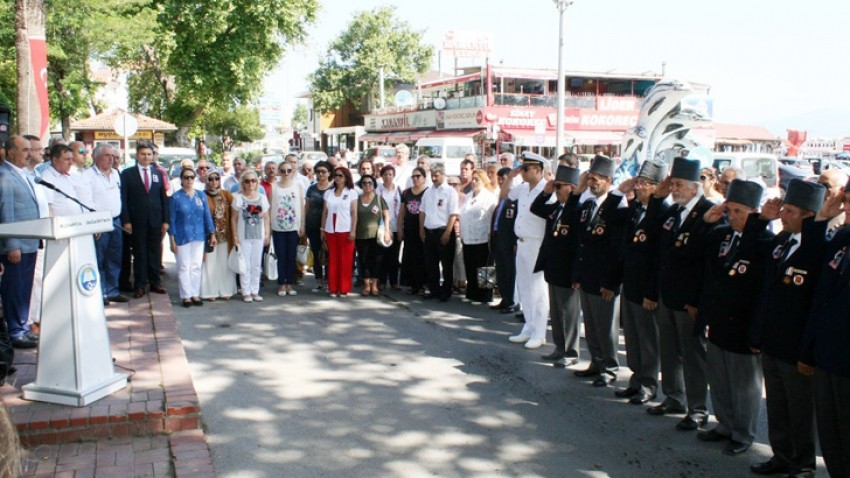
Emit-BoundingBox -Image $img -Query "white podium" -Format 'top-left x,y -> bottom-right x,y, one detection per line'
0,212 -> 128,406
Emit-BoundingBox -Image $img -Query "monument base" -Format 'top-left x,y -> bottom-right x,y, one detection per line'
22,373 -> 128,407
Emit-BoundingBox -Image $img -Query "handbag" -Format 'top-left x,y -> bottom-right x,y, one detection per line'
296,242 -> 310,266
228,246 -> 248,275
476,265 -> 497,290
376,217 -> 393,248
264,242 -> 278,281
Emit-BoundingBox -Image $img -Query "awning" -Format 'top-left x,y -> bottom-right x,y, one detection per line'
359,133 -> 387,142
566,130 -> 624,146
427,129 -> 483,138
502,128 -> 557,147
323,126 -> 366,135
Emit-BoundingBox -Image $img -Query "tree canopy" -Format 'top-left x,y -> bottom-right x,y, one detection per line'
309,6 -> 433,113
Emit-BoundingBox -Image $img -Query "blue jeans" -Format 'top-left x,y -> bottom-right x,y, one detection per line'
96,219 -> 123,298
0,252 -> 36,339
272,230 -> 299,285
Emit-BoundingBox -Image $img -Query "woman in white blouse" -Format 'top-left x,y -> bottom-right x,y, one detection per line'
459,169 -> 497,304
231,170 -> 271,303
375,164 -> 402,290
320,166 -> 358,297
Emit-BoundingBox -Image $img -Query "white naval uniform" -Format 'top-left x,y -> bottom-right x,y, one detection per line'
509,179 -> 549,342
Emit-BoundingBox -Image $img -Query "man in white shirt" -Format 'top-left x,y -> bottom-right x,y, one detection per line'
501,151 -> 550,349
225,156 -> 247,192
82,144 -> 128,305
41,144 -> 85,217
69,141 -> 88,175
419,162 -> 460,302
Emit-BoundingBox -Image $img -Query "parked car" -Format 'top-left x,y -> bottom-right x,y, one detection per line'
778,163 -> 817,198
301,151 -> 328,163
778,157 -> 815,173
414,137 -> 476,176
713,153 -> 781,199
361,146 -> 398,167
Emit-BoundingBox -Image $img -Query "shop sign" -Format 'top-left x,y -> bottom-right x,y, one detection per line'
365,110 -> 437,131
493,107 -> 550,129
94,131 -> 153,140
436,108 -> 484,129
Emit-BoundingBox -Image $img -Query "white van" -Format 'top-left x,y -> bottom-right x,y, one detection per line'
414,137 -> 475,177
712,152 -> 781,199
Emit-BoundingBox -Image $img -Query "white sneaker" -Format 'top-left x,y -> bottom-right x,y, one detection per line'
278,289 -> 287,297
242,295 -> 253,303
287,290 -> 298,296
524,338 -> 546,349
508,334 -> 531,343
252,294 -> 263,302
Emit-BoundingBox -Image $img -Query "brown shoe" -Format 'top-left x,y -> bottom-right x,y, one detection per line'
134,288 -> 146,298
150,285 -> 167,294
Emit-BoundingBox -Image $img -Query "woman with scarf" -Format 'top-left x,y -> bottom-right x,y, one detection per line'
201,170 -> 237,300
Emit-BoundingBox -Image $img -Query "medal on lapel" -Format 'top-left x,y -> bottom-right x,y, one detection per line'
829,247 -> 846,270
772,244 -> 784,260
663,216 -> 676,231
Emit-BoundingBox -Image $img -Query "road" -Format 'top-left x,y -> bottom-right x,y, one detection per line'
162,254 -> 826,478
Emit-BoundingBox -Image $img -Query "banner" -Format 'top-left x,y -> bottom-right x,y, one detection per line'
27,35 -> 49,139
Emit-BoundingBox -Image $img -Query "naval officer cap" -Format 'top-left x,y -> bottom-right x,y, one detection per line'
637,160 -> 667,184
669,156 -> 701,182
726,179 -> 763,209
555,165 -> 581,186
588,154 -> 616,178
784,179 -> 825,213
521,151 -> 546,167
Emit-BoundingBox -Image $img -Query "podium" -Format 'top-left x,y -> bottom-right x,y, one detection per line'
0,212 -> 128,406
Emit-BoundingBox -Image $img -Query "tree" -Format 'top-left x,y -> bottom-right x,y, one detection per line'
124,0 -> 318,145
198,105 -> 264,144
308,6 -> 434,114
292,103 -> 308,129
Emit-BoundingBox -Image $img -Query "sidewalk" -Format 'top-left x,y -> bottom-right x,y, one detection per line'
1,291 -> 215,477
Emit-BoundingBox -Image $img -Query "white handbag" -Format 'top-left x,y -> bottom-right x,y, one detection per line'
228,246 -> 248,275
377,218 -> 393,248
264,242 -> 278,281
296,243 -> 310,266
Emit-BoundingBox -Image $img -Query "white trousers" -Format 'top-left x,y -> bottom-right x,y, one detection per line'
515,238 -> 549,341
175,241 -> 204,299
239,239 -> 264,296
201,242 -> 237,299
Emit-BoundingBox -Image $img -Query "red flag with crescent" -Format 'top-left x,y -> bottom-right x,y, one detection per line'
27,35 -> 50,139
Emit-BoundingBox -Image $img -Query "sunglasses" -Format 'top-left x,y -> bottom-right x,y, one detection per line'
182,175 -> 195,180
554,183 -> 567,190
333,174 -> 345,178
78,148 -> 88,154
208,177 -> 221,182
361,182 -> 374,186
243,179 -> 258,184
197,166 -> 210,170
280,169 -> 293,174
700,175 -> 712,181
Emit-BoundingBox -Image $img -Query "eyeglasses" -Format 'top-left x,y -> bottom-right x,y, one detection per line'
303,168 -> 313,172
448,182 -> 460,186
700,175 -> 712,181
280,169 -> 293,174
333,173 -> 344,178
197,166 -> 210,170
361,182 -> 374,186
243,179 -> 258,184
78,148 -> 88,154
182,175 -> 195,180
208,177 -> 221,182
554,183 -> 566,190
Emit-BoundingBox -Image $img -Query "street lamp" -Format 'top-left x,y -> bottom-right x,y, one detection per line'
553,0 -> 573,158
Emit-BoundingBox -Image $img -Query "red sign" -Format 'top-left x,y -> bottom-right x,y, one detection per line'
28,36 -> 50,139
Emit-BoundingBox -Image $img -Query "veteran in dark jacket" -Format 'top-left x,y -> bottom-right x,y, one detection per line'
645,157 -> 715,431
613,160 -> 668,404
490,167 -> 519,314
696,180 -> 774,456
748,179 -> 827,476
531,164 -> 581,367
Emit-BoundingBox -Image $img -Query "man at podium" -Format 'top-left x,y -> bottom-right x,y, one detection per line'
0,135 -> 41,349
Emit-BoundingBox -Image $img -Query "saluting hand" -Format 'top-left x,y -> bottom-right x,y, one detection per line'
684,304 -> 698,320
575,172 -> 589,195
817,186 -> 845,221
618,178 -> 635,195
797,361 -> 815,376
600,288 -> 615,302
759,198 -> 782,221
653,177 -> 671,198
703,203 -> 727,223
543,179 -> 556,195
642,298 -> 658,311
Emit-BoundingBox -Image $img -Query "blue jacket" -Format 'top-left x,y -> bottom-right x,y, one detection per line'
169,189 -> 214,246
0,162 -> 41,254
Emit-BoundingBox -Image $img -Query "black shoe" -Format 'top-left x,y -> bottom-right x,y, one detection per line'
629,391 -> 656,405
723,440 -> 751,456
108,295 -> 130,303
592,376 -> 615,387
647,403 -> 687,416
407,288 -> 421,295
423,294 -> 437,300
541,350 -> 566,361
24,331 -> 39,342
676,415 -> 708,431
750,460 -> 789,475
614,387 -> 640,398
499,304 -> 519,314
182,300 -> 192,308
514,311 -> 524,319
439,296 -> 450,302
11,336 -> 37,349
103,298 -> 111,306
490,301 -> 506,310
191,298 -> 203,306
554,357 -> 579,368
697,429 -> 730,442
574,367 -> 599,378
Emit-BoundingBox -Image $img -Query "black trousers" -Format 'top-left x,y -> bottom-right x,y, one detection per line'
814,368 -> 850,477
355,238 -> 379,279
401,225 -> 425,290
119,230 -> 133,290
376,239 -> 401,286
462,242 -> 492,303
131,223 -> 164,289
492,233 -> 516,305
423,227 -> 455,299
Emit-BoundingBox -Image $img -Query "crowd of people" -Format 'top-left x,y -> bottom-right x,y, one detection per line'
2,134 -> 850,477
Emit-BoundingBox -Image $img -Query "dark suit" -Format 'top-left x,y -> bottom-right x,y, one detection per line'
699,214 -> 774,445
617,198 -> 668,395
491,198 -> 517,307
800,228 -> 850,477
647,194 -> 713,417
749,217 -> 826,474
531,191 -> 580,358
120,164 -> 169,290
571,192 -> 628,380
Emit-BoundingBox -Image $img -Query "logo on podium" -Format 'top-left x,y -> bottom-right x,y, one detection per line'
77,264 -> 99,296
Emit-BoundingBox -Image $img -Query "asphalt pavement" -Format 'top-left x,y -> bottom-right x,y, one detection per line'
162,252 -> 827,478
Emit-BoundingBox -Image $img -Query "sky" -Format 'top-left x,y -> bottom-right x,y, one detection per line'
266,0 -> 850,138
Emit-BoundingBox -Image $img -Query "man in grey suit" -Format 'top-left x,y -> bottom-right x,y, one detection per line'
0,135 -> 42,348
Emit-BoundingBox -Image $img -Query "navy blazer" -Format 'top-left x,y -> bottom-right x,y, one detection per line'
618,198 -> 668,304
530,191 -> 579,288
650,194 -> 714,311
0,162 -> 41,254
492,198 -> 517,248
120,164 -> 169,228
571,192 -> 628,295
800,227 -> 850,378
750,218 -> 827,365
697,214 -> 774,355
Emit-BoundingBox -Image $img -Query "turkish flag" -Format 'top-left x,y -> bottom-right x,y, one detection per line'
27,35 -> 50,139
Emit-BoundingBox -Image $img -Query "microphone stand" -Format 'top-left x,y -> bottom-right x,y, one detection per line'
36,180 -> 132,234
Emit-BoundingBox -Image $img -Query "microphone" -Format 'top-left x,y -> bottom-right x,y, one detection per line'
33,176 -> 59,191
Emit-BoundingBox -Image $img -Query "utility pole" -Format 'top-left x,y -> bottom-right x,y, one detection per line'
553,0 -> 574,159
